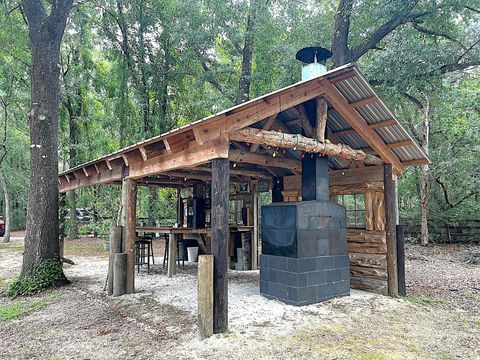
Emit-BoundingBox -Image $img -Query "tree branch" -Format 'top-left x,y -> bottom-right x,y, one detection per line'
412,23 -> 465,48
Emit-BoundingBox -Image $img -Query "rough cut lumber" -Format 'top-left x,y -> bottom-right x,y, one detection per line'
330,181 -> 383,195
113,253 -> 127,297
229,149 -> 302,172
128,137 -> 229,179
108,225 -> 123,296
230,128 -> 383,166
195,78 -> 328,144
167,233 -> 176,278
347,229 -> 386,244
123,179 -> 137,294
364,192 -> 374,231
387,139 -> 415,149
347,242 -> 387,255
316,98 -> 328,141
384,164 -> 399,296
349,96 -> 377,108
322,81 -> 403,174
252,182 -> 259,270
350,265 -> 387,280
59,165 -> 124,193
373,191 -> 386,231
348,253 -> 387,269
350,275 -> 387,295
198,255 -> 214,339
211,158 -> 229,333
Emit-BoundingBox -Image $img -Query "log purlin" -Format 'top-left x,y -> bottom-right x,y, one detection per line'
230,127 -> 383,166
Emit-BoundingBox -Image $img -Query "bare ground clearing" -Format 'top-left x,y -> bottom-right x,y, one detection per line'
0,233 -> 478,360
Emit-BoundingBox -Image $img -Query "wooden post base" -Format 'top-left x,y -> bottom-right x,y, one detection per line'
198,255 -> 214,339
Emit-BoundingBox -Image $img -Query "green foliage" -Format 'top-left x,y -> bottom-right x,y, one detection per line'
0,298 -> 48,321
0,0 -> 478,237
405,295 -> 447,306
6,259 -> 69,298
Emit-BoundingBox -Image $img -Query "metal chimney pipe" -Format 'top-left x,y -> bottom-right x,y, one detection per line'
296,47 -> 333,81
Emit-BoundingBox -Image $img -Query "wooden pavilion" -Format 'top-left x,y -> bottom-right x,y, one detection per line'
58,63 -> 429,333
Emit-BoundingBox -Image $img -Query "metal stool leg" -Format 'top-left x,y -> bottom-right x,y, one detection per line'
163,237 -> 168,269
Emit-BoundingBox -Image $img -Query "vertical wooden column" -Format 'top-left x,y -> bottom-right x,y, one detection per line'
252,182 -> 259,270
123,178 -> 137,294
211,158 -> 229,333
198,255 -> 214,339
167,233 -> 176,278
384,164 -> 398,296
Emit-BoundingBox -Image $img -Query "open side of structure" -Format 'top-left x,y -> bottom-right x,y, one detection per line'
58,63 -> 430,332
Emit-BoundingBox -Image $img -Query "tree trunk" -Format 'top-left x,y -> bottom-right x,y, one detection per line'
236,0 -> 261,105
420,95 -> 430,246
148,187 -> 157,226
0,169 -> 11,243
21,0 -> 72,278
331,0 -> 353,67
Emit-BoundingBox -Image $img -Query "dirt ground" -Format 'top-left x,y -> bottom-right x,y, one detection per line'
0,232 -> 479,360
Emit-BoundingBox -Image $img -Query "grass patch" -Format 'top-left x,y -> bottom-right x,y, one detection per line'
463,291 -> 480,301
405,295 -> 447,306
0,276 -> 5,286
0,298 -> 48,321
0,243 -> 24,252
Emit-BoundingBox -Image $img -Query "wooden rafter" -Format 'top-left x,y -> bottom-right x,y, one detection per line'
349,96 -> 377,108
322,81 -> 404,174
387,139 -> 414,149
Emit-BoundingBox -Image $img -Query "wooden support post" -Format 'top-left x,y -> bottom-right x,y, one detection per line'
123,178 -> 137,294
364,192 -> 374,231
316,98 -> 328,142
211,157 -> 229,333
252,182 -> 259,270
198,255 -> 214,339
384,164 -> 398,296
108,225 -> 122,296
396,225 -> 406,296
113,253 -> 127,297
167,233 -> 176,278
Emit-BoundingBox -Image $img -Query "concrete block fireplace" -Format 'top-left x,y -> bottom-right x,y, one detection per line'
259,47 -> 350,305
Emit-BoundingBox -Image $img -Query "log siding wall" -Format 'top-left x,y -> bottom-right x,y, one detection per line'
282,166 -> 388,294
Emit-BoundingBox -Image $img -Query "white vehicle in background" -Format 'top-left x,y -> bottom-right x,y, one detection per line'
64,208 -> 93,223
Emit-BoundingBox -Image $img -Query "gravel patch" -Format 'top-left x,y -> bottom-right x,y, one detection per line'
0,238 -> 478,359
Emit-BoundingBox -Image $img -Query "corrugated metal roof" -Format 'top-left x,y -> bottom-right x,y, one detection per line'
60,63 -> 429,181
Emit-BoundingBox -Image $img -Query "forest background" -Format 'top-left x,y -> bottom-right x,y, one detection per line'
0,0 -> 478,244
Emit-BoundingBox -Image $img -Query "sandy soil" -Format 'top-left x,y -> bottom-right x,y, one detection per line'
0,236 -> 479,360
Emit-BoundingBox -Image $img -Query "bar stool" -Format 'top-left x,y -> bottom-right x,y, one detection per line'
163,235 -> 184,269
142,233 -> 155,265
135,238 -> 151,274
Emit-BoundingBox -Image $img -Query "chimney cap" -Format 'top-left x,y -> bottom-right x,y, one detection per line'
296,47 -> 332,64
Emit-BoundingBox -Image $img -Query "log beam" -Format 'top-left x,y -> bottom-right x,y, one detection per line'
250,115 -> 277,153
230,128 -> 383,166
